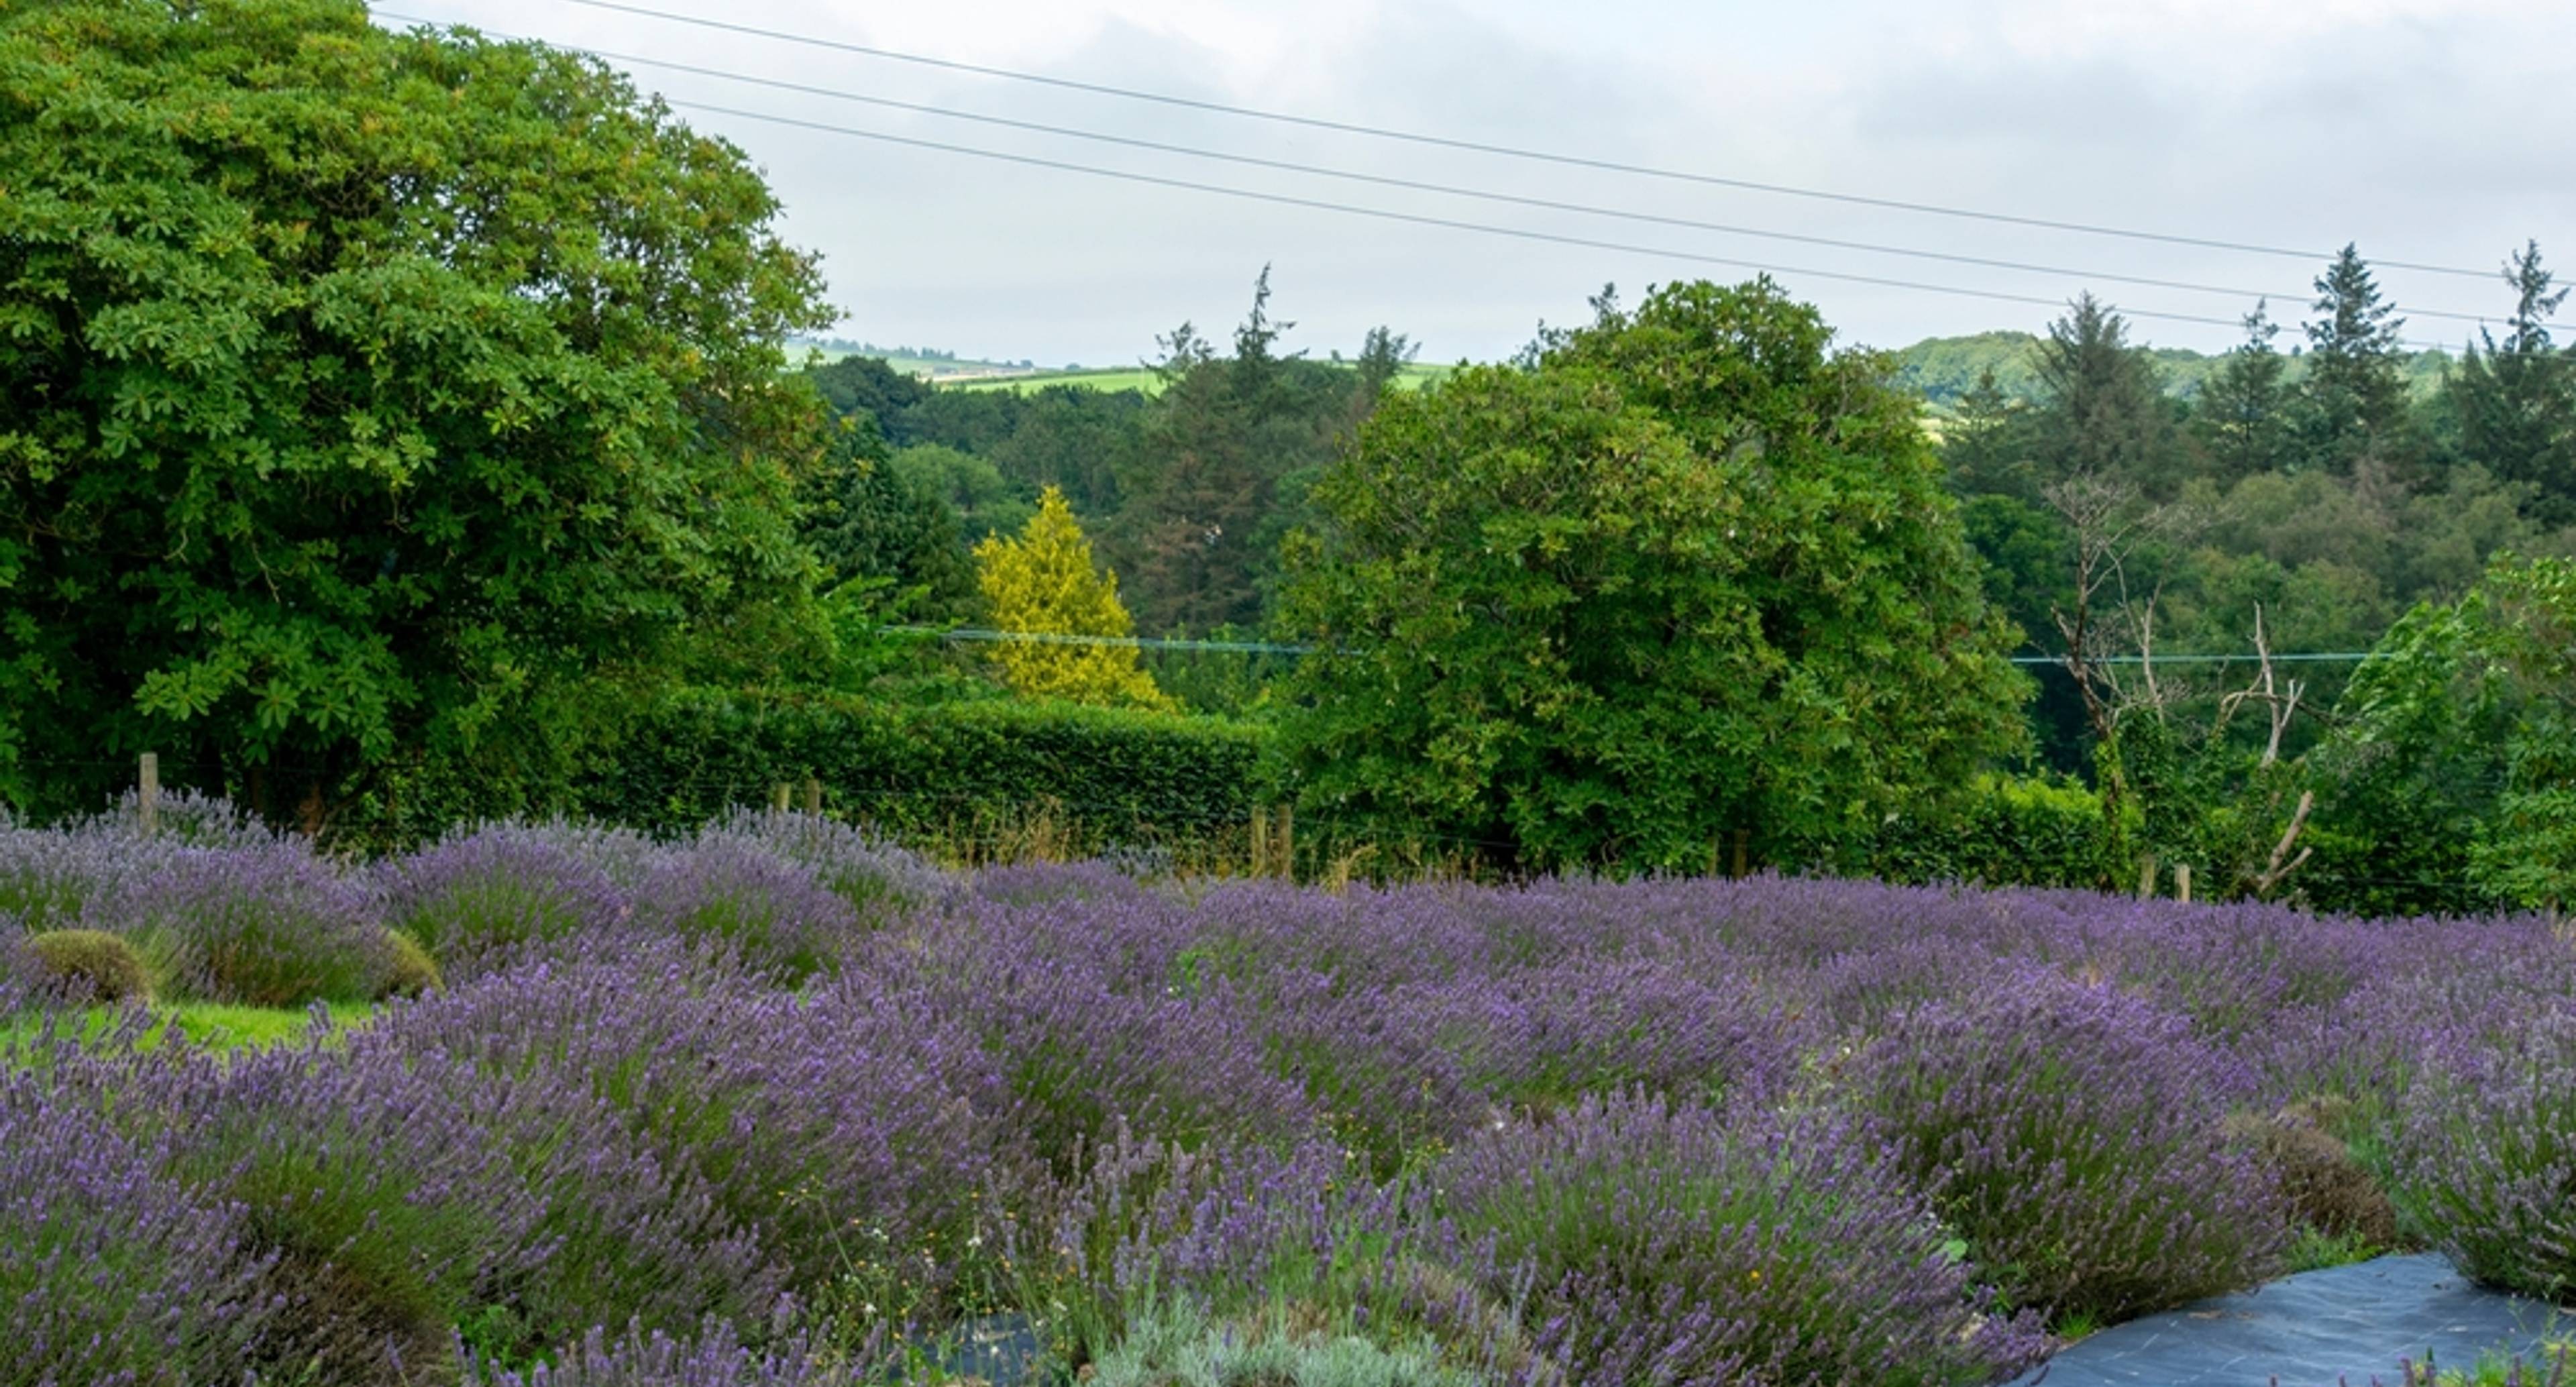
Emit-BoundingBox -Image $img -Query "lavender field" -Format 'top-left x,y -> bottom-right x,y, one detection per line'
3,796 -> 2572,1387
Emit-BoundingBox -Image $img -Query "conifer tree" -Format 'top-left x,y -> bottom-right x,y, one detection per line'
2300,245 -> 2417,477
1942,367 -> 2033,498
973,488 -> 1173,709
2196,301 -> 2295,483
2030,294 -> 2186,496
2448,241 -> 2576,524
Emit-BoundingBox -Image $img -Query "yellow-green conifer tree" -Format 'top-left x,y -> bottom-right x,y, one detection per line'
973,488 -> 1174,709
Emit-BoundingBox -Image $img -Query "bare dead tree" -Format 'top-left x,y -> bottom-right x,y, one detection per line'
2043,471 -> 2201,818
2212,604 -> 2308,769
2249,789 -> 2316,898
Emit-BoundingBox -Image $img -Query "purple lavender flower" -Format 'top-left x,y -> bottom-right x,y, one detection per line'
1436,1091 -> 2047,1387
84,839 -> 393,1006
2388,1003 -> 2576,1301
375,822 -> 632,979
0,1038 -> 274,1387
1843,966 -> 2288,1323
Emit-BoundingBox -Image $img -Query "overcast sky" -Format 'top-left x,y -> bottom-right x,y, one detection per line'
376,0 -> 2575,368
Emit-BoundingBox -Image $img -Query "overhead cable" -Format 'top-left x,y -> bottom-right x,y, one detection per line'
649,97 -> 2477,346
542,0 -> 2507,282
383,21 -> 2544,331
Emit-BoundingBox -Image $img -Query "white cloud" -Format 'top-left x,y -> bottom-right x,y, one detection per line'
385,0 -> 2576,363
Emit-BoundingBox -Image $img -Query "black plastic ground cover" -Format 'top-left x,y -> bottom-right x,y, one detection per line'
2008,1254 -> 2567,1387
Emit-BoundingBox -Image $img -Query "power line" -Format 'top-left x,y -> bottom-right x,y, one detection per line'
394,21 -> 2542,332
898,626 -> 2384,666
541,0 -> 2507,282
650,97 -> 2392,340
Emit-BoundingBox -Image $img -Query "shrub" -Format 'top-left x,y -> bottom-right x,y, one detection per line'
580,688 -> 1266,848
633,838 -> 863,982
465,1317 -> 851,1387
27,927 -> 152,1004
1091,1298 -> 1484,1387
371,948 -> 996,1296
0,1047 -> 273,1387
1863,773 -> 2123,891
701,810 -> 948,922
382,930 -> 443,998
377,825 -> 629,977
89,843 -> 392,1006
1032,1129 -> 1406,1363
2226,1099 -> 2399,1250
1436,1092 -> 2045,1387
2388,1008 -> 2576,1301
191,1003 -> 785,1370
1843,970 -> 2288,1324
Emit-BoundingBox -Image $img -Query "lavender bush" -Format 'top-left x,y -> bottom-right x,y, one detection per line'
2387,1006 -> 2576,1302
702,810 -> 951,920
465,1315 -> 855,1387
0,1038 -> 273,1387
1435,1091 -> 2047,1387
372,945 -> 996,1294
633,836 -> 865,982
377,824 -> 631,978
86,839 -> 393,1006
2,810 -> 2568,1386
1841,968 -> 2288,1323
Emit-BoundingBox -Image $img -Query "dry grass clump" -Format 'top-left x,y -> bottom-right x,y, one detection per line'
2227,1097 -> 2400,1250
27,928 -> 152,1004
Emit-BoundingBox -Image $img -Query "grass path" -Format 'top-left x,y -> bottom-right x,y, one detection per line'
5,999 -> 373,1054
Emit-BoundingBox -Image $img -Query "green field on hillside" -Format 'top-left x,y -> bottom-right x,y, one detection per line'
954,360 -> 1460,396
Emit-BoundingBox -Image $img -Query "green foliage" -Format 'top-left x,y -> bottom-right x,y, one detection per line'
2318,553 -> 2576,911
2029,293 -> 2193,498
379,931 -> 441,999
800,425 -> 979,623
2300,245 -> 2422,478
2443,242 -> 2576,526
578,689 -> 1265,844
1863,775 -> 2123,891
1112,270 -> 1368,634
1279,278 -> 2027,873
0,0 -> 835,823
892,441 -> 1038,543
26,928 -> 152,1005
975,488 -> 1173,709
2195,303 -> 2298,484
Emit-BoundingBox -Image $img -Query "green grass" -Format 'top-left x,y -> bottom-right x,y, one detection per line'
2283,1225 -> 2385,1274
2415,1339 -> 2574,1386
5,1000 -> 373,1056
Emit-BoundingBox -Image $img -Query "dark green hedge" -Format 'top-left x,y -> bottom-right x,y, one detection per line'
575,689 -> 1271,842
1855,773 -> 2125,892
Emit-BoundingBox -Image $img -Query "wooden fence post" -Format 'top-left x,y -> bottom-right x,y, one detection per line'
2175,864 -> 2192,903
770,782 -> 792,814
138,753 -> 160,835
1275,803 -> 1293,879
1730,828 -> 1750,880
800,777 -> 822,814
2139,856 -> 2159,900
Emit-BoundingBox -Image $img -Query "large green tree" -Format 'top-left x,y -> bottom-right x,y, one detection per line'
1277,279 -> 2027,873
2028,294 -> 2190,498
2195,302 -> 2297,484
2299,244 -> 2419,478
0,0 -> 833,824
2446,241 -> 2575,525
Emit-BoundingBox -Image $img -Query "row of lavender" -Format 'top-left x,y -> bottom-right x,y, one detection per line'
3,798 -> 2571,1386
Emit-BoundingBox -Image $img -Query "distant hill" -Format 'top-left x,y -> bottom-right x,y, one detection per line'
800,333 -> 2451,406
1884,331 -> 2453,408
